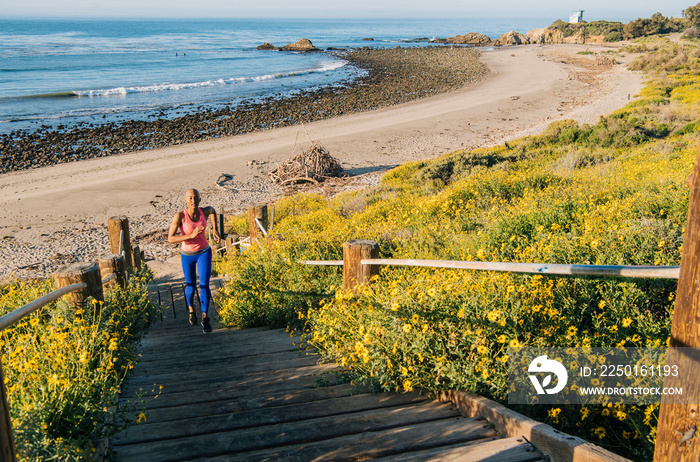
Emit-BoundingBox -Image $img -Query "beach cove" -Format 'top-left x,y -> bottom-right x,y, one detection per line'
0,41 -> 643,280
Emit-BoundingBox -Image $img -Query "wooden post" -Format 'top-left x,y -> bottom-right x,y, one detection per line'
654,147 -> 700,461
107,216 -> 132,273
248,205 -> 268,241
131,244 -> 142,271
219,204 -> 226,241
342,240 -> 379,291
225,234 -> 240,255
54,262 -> 104,308
0,359 -> 16,462
99,254 -> 126,289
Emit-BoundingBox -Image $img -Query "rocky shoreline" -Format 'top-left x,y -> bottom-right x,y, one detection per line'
0,46 -> 489,175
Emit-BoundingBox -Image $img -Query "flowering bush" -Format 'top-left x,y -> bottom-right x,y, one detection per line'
1,267 -> 158,461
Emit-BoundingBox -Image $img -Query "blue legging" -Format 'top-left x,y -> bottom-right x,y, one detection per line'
181,247 -> 213,315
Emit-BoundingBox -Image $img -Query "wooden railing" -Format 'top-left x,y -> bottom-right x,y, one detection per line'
300,239 -> 681,291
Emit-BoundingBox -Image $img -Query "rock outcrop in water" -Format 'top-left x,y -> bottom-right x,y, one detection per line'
281,38 -> 320,52
256,38 -> 321,52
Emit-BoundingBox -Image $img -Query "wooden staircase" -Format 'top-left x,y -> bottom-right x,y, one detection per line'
109,280 -> 543,461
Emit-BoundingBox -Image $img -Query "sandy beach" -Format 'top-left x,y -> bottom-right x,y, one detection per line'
0,42 -> 643,281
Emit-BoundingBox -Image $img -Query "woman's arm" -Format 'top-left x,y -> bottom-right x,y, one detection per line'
203,206 -> 221,243
167,211 -> 204,244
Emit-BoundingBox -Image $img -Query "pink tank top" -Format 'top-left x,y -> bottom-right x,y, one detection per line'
180,207 -> 209,254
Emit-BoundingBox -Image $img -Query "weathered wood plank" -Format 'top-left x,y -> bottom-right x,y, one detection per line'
373,435 -> 542,462
114,394 -> 436,446
194,416 -> 497,462
139,324 -> 290,344
136,333 -> 304,363
123,353 -> 320,391
133,347 -> 312,376
121,362 -> 337,399
441,390 -> 631,462
112,406 -> 484,462
121,367 -> 346,417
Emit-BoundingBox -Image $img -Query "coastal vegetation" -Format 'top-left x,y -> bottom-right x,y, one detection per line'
215,36 -> 700,461
0,268 -> 158,461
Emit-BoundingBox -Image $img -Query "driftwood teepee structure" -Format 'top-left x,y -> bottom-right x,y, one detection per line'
269,141 -> 344,185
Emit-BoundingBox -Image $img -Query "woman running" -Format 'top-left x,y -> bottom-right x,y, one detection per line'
167,188 -> 220,333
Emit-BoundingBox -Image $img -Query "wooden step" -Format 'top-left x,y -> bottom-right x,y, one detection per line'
373,435 -> 543,462
112,412 -> 495,462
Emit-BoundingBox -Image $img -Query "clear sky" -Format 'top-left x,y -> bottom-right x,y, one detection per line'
2,0 -> 694,21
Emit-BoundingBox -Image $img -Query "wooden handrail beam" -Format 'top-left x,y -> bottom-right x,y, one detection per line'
101,273 -> 116,285
0,282 -> 86,332
360,259 -> 680,279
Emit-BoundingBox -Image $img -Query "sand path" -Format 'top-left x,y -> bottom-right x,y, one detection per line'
0,42 -> 644,280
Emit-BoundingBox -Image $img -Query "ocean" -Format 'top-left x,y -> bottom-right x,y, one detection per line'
0,17 -> 551,135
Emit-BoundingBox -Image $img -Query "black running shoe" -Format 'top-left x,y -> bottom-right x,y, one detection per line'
202,317 -> 212,333
189,312 -> 198,326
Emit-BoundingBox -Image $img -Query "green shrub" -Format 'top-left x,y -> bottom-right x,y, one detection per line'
1,267 -> 158,461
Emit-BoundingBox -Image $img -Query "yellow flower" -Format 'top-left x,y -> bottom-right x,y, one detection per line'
548,407 -> 561,422
621,317 -> 632,328
390,302 -> 399,311
598,300 -> 606,309
427,288 -> 436,297
580,407 -> 590,420
477,345 -> 489,355
594,427 -> 606,439
486,310 -> 500,323
137,413 -> 147,423
411,314 -> 419,323
403,380 -> 413,392
509,338 -> 521,348
402,324 -> 412,333
497,334 -> 507,343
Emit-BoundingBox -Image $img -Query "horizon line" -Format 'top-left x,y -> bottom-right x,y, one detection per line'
1,14 -> 647,23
